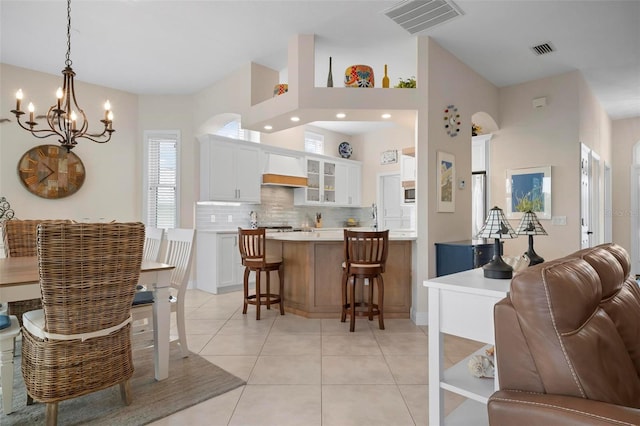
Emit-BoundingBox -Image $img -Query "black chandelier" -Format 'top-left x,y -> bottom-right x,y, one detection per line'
10,0 -> 114,151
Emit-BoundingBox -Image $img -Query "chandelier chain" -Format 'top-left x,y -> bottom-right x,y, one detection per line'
65,0 -> 72,67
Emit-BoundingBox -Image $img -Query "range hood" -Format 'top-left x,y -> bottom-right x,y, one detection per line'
262,152 -> 308,187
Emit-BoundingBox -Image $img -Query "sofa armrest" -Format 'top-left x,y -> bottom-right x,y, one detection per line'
488,390 -> 640,425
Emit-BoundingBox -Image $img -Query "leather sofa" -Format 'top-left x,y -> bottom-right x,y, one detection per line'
488,243 -> 640,425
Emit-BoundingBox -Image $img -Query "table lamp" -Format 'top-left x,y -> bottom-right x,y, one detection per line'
476,206 -> 518,279
515,210 -> 547,266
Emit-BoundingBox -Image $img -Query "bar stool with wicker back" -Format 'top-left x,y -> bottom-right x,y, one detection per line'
1,219 -> 71,326
341,229 -> 389,332
237,228 -> 284,320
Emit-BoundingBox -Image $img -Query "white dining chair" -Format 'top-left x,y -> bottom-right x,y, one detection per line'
143,226 -> 164,262
132,228 -> 195,358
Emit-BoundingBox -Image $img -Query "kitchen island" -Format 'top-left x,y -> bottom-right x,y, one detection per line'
266,229 -> 415,318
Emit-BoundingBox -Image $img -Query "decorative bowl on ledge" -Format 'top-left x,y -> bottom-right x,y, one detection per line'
273,83 -> 288,97
344,65 -> 374,88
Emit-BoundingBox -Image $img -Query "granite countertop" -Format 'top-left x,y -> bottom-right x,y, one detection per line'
265,229 -> 417,241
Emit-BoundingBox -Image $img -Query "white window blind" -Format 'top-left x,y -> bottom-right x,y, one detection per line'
144,131 -> 179,229
305,131 -> 324,154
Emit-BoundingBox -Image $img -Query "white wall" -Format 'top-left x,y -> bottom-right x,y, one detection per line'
493,70 -> 612,261
0,64 -> 140,222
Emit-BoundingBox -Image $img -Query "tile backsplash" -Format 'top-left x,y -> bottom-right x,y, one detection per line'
195,186 -> 373,230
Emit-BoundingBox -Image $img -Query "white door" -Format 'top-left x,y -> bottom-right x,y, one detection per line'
379,173 -> 412,230
580,144 -> 592,249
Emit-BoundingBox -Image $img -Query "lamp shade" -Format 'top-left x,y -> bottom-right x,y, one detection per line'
515,210 -> 548,236
476,206 -> 517,240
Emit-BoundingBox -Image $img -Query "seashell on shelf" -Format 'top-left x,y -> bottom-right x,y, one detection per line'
467,354 -> 495,378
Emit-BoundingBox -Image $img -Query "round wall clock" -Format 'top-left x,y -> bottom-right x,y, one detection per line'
443,105 -> 461,137
338,141 -> 352,158
17,144 -> 86,199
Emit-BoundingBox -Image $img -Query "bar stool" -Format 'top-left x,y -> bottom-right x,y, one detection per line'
0,315 -> 20,414
341,229 -> 389,332
238,228 -> 285,320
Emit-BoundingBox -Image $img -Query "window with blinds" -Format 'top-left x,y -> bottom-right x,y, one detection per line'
305,131 -> 324,155
144,131 -> 179,229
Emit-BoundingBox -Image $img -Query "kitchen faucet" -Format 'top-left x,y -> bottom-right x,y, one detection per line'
371,203 -> 378,230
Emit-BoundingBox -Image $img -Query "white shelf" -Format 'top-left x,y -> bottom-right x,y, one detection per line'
441,345 -> 495,404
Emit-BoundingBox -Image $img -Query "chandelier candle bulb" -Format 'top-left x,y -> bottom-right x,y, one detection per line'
56,87 -> 63,110
104,100 -> 111,120
28,103 -> 34,122
15,89 -> 23,111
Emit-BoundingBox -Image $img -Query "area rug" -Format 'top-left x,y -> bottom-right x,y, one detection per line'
1,342 -> 245,425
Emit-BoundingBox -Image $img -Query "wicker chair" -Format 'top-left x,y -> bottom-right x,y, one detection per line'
21,222 -> 144,426
1,219 -> 71,326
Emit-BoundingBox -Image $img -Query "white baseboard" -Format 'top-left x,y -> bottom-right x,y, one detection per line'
411,308 -> 428,326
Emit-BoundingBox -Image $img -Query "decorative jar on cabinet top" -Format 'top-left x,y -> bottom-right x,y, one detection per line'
273,84 -> 288,97
344,65 -> 374,88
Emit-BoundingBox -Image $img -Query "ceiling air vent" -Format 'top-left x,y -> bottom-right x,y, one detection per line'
531,42 -> 556,56
384,0 -> 464,35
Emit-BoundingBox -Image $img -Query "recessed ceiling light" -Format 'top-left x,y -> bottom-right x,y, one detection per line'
381,113 -> 391,119
264,125 -> 273,130
336,113 -> 346,119
290,116 -> 300,122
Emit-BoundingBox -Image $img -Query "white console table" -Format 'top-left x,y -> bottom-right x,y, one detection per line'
423,268 -> 510,425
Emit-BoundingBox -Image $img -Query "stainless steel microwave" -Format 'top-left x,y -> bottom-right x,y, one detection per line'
403,187 -> 415,203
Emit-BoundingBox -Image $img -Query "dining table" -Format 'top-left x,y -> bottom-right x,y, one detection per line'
0,256 -> 175,381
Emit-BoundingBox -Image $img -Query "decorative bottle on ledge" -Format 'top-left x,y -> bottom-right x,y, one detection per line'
382,64 -> 390,88
327,57 -> 333,87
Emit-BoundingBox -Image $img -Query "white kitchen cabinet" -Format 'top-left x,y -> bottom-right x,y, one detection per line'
200,136 -> 261,203
335,162 -> 361,206
295,156 -> 361,207
196,231 -> 248,294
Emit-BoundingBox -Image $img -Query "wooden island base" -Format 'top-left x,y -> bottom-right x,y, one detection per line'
266,239 -> 412,319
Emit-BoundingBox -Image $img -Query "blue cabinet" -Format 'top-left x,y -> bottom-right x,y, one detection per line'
435,240 -> 499,277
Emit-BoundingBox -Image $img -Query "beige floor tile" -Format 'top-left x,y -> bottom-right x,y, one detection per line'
217,317 -> 275,335
231,306 -> 282,320
185,334 -> 213,354
322,385 -> 415,426
200,333 -> 267,356
322,356 -> 395,384
184,318 -> 227,335
149,386 -> 243,426
187,305 -> 239,320
248,355 -> 321,384
385,355 -> 428,384
271,315 -> 322,334
202,355 -> 257,382
260,333 -> 321,356
375,332 -> 428,356
369,318 -> 423,334
398,384 -> 428,426
229,385 -> 321,426
320,318 -> 374,335
321,334 -> 381,356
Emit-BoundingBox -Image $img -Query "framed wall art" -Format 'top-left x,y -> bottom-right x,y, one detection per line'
437,151 -> 455,212
506,166 -> 551,219
380,149 -> 398,165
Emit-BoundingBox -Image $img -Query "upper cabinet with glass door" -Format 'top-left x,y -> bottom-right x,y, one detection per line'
294,156 -> 361,207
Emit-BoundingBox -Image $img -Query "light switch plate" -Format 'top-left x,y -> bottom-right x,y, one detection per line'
551,216 -> 567,226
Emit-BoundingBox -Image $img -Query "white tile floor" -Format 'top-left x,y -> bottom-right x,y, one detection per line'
150,289 -> 484,426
